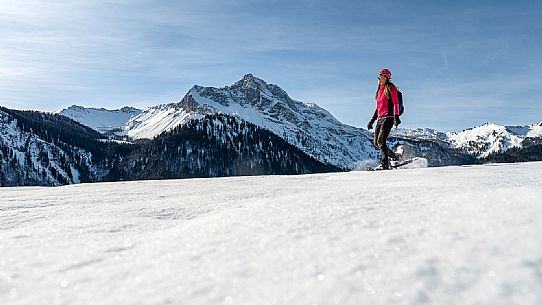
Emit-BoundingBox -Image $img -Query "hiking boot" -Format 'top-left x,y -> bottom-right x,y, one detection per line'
388,150 -> 400,161
374,164 -> 391,171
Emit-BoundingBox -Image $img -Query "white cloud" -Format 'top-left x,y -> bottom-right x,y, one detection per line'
0,1 -> 540,131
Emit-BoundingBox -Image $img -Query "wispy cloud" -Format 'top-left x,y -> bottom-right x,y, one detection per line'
0,0 -> 541,130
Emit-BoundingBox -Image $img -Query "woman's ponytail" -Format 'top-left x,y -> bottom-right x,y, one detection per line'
376,80 -> 395,99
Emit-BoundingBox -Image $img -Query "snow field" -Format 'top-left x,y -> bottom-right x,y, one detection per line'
1,162 -> 542,305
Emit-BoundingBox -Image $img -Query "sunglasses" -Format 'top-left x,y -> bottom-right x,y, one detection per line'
377,74 -> 388,79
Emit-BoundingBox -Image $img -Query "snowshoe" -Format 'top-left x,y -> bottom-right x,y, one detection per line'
390,157 -> 422,169
367,164 -> 391,171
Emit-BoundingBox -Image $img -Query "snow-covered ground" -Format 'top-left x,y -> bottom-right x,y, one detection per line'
1,162 -> 542,305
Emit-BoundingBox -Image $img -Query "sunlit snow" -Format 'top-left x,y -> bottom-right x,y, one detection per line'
1,162 -> 541,305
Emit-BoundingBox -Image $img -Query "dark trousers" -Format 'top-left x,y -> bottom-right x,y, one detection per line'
373,117 -> 394,167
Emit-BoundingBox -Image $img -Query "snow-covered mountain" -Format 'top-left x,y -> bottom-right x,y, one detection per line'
392,122 -> 542,158
2,162 -> 541,305
59,105 -> 142,137
58,74 -> 542,168
391,127 -> 450,144
61,74 -> 379,169
447,122 -> 542,158
178,74 -> 377,169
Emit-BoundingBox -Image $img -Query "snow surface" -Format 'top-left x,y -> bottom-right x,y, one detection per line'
1,162 -> 542,305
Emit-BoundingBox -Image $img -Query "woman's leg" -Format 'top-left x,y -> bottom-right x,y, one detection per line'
376,118 -> 394,168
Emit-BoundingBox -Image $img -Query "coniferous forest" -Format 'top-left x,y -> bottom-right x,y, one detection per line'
0,108 -> 341,186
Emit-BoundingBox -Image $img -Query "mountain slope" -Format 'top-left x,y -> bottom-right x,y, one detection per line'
125,103 -> 201,140
482,136 -> 542,163
0,107 -> 101,186
2,162 -> 541,305
59,105 -> 142,137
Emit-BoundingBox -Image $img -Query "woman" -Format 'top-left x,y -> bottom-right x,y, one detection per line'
367,68 -> 401,170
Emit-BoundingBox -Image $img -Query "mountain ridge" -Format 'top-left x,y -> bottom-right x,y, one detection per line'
58,74 -> 541,169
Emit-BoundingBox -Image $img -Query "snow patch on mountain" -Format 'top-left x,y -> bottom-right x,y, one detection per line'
506,122 -> 542,138
527,122 -> 542,137
59,105 -> 142,136
125,104 -> 202,139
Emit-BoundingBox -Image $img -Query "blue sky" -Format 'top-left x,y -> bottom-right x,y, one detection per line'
1,0 -> 541,131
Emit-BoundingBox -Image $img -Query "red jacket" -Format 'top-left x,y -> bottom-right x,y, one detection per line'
375,84 -> 400,118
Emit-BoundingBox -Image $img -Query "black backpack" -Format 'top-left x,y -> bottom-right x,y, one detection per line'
397,89 -> 404,116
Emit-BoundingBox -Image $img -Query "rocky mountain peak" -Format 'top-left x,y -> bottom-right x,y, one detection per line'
67,105 -> 85,111
234,73 -> 266,90
229,74 -> 289,98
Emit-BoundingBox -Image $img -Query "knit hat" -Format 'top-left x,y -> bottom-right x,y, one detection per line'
378,68 -> 392,79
